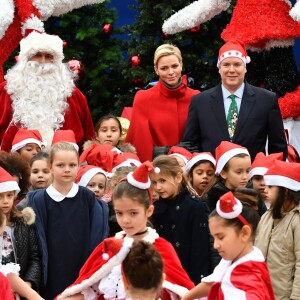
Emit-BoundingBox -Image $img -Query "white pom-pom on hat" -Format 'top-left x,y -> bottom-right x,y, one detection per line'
154,167 -> 160,174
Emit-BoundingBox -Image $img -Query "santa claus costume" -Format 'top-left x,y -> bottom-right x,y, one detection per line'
0,30 -> 94,151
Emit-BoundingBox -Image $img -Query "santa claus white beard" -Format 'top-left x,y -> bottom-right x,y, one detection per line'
6,60 -> 74,148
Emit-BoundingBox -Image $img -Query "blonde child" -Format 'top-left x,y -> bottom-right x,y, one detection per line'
28,142 -> 109,299
11,128 -> 43,162
182,191 -> 275,300
186,152 -> 216,197
0,167 -> 43,299
255,160 -> 300,300
75,165 -> 107,199
167,146 -> 192,172
150,155 -> 210,284
56,161 -> 194,300
122,240 -> 164,300
202,141 -> 251,212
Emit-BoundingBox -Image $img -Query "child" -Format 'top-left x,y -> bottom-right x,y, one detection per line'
249,152 -> 283,209
28,142 -> 109,299
182,191 -> 275,300
30,151 -> 52,190
0,150 -> 31,203
186,152 -> 216,197
150,155 -> 210,284
11,128 -> 43,162
122,240 -> 164,300
255,160 -> 300,300
202,141 -> 251,212
75,165 -> 107,199
56,161 -> 195,300
0,168 -> 43,299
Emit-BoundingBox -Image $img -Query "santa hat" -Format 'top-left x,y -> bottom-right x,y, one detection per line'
215,141 -> 250,175
112,152 -> 141,172
52,130 -> 79,152
19,30 -> 64,63
0,167 -> 20,195
264,160 -> 300,191
11,128 -> 43,152
127,161 -> 159,190
216,191 -> 249,225
185,152 -> 216,174
75,165 -> 107,187
79,144 -> 121,172
58,237 -> 134,299
168,146 -> 192,165
217,40 -> 251,67
249,152 -> 283,179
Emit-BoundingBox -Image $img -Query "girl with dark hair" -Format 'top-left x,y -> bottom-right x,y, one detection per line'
122,240 -> 164,300
0,168 -> 42,299
255,160 -> 300,300
56,161 -> 194,300
182,190 -> 275,300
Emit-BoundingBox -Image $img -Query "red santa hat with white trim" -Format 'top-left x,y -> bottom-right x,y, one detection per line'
52,130 -> 79,152
215,141 -> 250,175
11,128 -> 43,152
217,40 -> 251,68
264,160 -> 300,191
75,165 -> 107,187
185,152 -> 216,174
0,167 -> 20,195
249,152 -> 284,179
168,146 -> 192,165
19,30 -> 64,63
112,152 -> 141,173
127,161 -> 159,190
216,191 -> 249,225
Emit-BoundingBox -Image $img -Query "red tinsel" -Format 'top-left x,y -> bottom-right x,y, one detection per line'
221,0 -> 300,49
278,86 -> 300,119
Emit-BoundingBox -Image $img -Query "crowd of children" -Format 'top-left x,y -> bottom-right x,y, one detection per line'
0,113 -> 299,300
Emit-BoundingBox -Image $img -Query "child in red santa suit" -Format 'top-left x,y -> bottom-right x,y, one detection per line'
56,161 -> 195,300
182,191 -> 275,300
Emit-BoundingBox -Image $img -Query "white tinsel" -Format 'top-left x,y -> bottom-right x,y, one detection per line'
290,1 -> 300,22
0,0 -> 14,40
33,0 -> 106,20
162,0 -> 231,34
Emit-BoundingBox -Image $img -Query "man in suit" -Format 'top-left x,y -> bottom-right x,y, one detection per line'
182,40 -> 287,160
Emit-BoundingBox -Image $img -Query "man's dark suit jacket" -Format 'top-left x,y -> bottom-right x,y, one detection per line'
182,82 -> 287,160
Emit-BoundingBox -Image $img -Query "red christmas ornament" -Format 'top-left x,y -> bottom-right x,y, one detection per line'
162,32 -> 169,39
133,77 -> 144,87
129,55 -> 141,67
103,23 -> 113,36
189,25 -> 201,33
67,59 -> 83,80
63,40 -> 68,47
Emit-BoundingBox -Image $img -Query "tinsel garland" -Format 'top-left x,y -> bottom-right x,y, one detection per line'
279,86 -> 300,119
162,0 -> 230,34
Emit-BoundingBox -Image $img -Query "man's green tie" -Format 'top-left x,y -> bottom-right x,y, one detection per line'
227,94 -> 238,140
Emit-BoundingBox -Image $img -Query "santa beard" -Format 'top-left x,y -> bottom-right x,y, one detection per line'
5,60 -> 74,147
